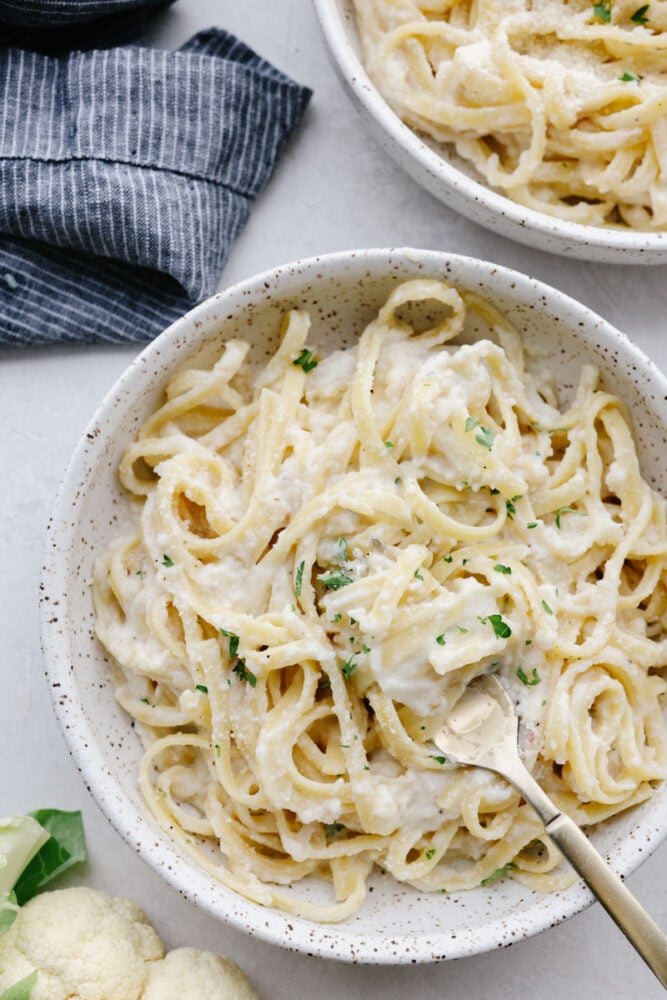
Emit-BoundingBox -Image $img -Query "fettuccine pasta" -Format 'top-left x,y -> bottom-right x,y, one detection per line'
93,279 -> 667,921
353,0 -> 667,229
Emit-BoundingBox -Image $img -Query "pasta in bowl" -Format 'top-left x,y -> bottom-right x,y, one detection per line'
313,0 -> 667,261
42,249 -> 667,961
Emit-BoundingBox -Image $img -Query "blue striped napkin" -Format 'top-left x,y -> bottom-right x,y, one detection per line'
0,0 -> 164,21
0,0 -> 175,52
0,28 -> 311,346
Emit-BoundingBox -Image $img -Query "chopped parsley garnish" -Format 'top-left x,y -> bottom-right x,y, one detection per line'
438,625 -> 468,643
295,560 -> 305,597
619,69 -> 641,82
478,613 -> 512,639
384,440 -> 394,449
323,822 -> 346,839
527,522 -> 538,529
505,494 -> 523,520
233,660 -> 257,687
517,665 -> 541,686
592,1 -> 612,22
465,417 -> 480,433
214,744 -> 221,756
336,537 -> 348,562
140,697 -> 150,705
195,684 -> 208,694
630,3 -> 649,22
361,644 -> 371,654
489,487 -> 500,495
319,569 -> 353,590
293,348 -> 318,372
341,658 -> 357,680
414,567 -> 424,581
425,848 -> 436,860
541,599 -> 554,615
443,555 -> 453,563
554,506 -> 587,528
318,674 -> 331,690
481,862 -> 516,885
489,614 -> 511,638
475,425 -> 495,451
161,554 -> 174,567
332,613 -> 342,623
494,564 -> 512,575
432,755 -> 447,765
220,629 -> 240,659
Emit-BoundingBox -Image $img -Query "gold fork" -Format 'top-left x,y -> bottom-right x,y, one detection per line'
433,674 -> 667,988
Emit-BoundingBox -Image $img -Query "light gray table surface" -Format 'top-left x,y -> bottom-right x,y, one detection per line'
1,2 -> 666,998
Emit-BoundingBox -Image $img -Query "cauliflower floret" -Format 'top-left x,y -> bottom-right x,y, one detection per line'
0,816 -> 50,895
0,887 -> 258,1000
142,948 -> 258,1000
0,887 -> 163,1000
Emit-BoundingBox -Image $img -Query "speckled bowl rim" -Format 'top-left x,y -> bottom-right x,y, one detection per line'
41,248 -> 667,964
313,0 -> 667,263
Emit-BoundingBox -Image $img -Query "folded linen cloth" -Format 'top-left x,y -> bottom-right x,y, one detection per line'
0,0 -> 165,23
1,0 -> 176,53
0,28 -> 311,346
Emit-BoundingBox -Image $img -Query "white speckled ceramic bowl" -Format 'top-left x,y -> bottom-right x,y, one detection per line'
41,249 -> 667,964
313,0 -> 667,264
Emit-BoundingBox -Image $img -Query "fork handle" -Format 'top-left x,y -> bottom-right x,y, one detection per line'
545,812 -> 667,988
